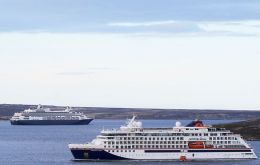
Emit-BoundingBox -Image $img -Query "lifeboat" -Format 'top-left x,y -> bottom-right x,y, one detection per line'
188,141 -> 205,149
179,156 -> 187,161
188,141 -> 214,149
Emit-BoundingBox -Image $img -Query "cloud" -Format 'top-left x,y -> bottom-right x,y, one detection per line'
1,32 -> 260,109
198,20 -> 260,36
107,20 -> 260,36
107,20 -> 202,34
108,20 -> 177,27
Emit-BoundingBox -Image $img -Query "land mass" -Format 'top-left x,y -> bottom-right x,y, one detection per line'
1,104 -> 260,120
1,104 -> 260,140
214,119 -> 260,141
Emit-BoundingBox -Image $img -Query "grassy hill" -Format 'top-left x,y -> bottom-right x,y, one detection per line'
214,119 -> 260,141
1,104 -> 260,120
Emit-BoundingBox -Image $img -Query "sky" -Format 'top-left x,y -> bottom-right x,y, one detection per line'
0,0 -> 260,110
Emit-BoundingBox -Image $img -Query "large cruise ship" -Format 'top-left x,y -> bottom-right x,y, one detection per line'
10,105 -> 93,125
69,116 -> 257,161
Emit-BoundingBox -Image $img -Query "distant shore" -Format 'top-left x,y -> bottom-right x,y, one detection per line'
1,104 -> 259,140
1,104 -> 260,120
214,119 -> 260,141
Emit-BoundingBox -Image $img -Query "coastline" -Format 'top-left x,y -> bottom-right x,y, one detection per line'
214,119 -> 260,141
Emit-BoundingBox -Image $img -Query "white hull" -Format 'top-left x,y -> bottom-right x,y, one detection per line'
69,146 -> 257,160
110,150 -> 257,160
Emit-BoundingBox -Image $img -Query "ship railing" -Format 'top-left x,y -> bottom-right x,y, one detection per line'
69,143 -> 100,149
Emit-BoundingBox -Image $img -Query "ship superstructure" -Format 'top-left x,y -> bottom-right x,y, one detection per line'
69,116 -> 257,160
10,105 -> 93,125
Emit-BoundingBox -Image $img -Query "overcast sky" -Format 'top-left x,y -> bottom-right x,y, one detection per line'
0,0 -> 260,110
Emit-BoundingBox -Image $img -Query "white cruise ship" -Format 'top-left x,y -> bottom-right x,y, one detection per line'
69,116 -> 257,161
10,105 -> 93,125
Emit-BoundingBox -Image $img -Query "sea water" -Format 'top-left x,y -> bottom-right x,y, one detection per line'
0,119 -> 259,165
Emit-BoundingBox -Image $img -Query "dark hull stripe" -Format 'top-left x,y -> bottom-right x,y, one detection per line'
145,150 -> 181,153
10,119 -> 93,125
70,149 -> 129,160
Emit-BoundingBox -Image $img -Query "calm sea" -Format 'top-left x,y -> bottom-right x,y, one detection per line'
0,119 -> 259,165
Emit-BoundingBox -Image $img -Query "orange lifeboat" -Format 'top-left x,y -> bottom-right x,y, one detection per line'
179,156 -> 187,161
188,141 -> 205,149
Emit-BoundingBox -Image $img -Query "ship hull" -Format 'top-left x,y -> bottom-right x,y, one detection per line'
10,119 -> 93,125
69,148 -> 257,161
